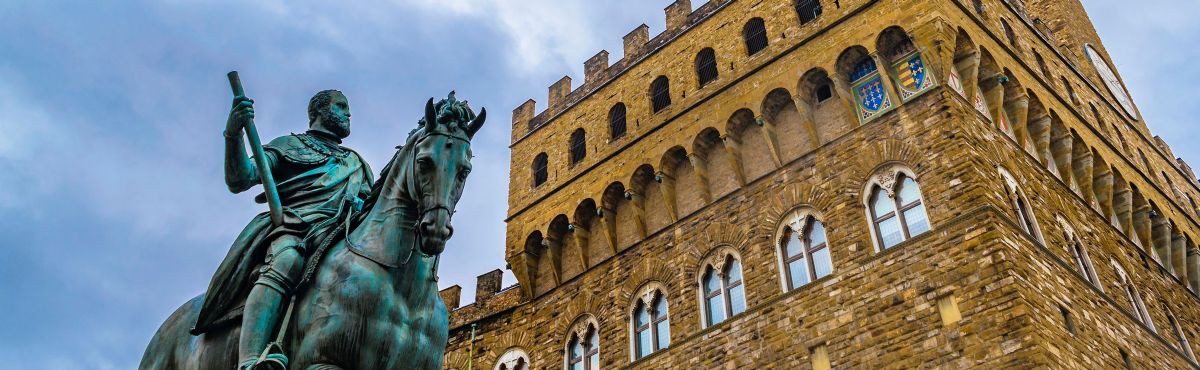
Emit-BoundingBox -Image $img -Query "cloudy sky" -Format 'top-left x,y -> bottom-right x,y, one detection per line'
0,0 -> 1196,369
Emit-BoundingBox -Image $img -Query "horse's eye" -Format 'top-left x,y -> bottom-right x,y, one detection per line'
417,158 -> 433,170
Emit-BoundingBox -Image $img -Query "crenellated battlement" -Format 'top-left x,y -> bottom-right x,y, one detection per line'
509,0 -> 729,143
439,268 -> 523,329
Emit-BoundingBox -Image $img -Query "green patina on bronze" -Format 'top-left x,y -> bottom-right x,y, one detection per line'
139,83 -> 486,370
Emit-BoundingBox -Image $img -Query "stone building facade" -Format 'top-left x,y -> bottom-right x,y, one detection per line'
439,0 -> 1200,368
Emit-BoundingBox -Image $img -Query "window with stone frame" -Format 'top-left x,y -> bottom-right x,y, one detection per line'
650,76 -> 672,113
1034,52 -> 1053,80
608,103 -> 627,140
778,210 -> 833,291
999,167 -> 1043,242
1001,18 -> 1019,50
700,253 -> 746,327
743,18 -> 769,56
495,348 -> 531,370
866,169 -> 931,250
1071,239 -> 1101,289
630,287 -> 670,360
569,129 -> 587,165
1166,308 -> 1198,362
565,320 -> 600,370
1113,262 -> 1155,331
695,48 -> 719,87
1058,218 -> 1102,290
795,0 -> 823,24
532,152 -> 549,188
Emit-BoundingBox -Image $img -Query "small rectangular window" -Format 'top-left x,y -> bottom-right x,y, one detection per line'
810,344 -> 831,370
1120,349 -> 1132,370
1060,305 -> 1076,335
937,295 -> 962,325
815,83 -> 833,103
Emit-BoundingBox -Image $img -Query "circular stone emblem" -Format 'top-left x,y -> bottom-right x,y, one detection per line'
1085,44 -> 1139,120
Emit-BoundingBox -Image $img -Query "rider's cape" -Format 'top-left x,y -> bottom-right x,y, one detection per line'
191,132 -> 373,335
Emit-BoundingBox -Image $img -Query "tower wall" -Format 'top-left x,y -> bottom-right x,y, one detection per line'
442,0 -> 1200,368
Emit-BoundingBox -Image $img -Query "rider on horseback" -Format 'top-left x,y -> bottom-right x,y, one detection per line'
194,90 -> 374,370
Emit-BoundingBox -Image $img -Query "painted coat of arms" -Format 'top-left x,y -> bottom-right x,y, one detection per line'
851,60 -> 893,122
892,52 -> 937,101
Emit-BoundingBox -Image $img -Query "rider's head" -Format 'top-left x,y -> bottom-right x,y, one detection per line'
308,90 -> 350,139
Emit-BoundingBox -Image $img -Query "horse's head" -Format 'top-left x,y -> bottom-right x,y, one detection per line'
401,92 -> 485,255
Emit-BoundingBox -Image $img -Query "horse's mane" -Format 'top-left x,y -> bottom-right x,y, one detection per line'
353,131 -> 419,225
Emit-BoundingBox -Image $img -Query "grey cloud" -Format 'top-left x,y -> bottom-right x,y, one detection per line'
3,1 -> 1194,369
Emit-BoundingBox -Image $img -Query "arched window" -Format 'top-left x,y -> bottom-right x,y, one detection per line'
1060,76 -> 1079,103
569,129 -> 587,165
650,76 -> 672,113
695,48 -> 719,87
608,103 -> 627,140
532,153 -> 549,188
495,348 -> 531,370
1114,262 -> 1155,331
701,254 -> 746,327
1034,52 -> 1052,80
743,18 -> 769,56
778,211 -> 833,290
566,323 -> 600,370
999,168 -> 1042,242
867,170 -> 930,250
1001,19 -> 1019,50
1059,221 -> 1101,289
631,288 -> 670,359
795,0 -> 822,24
1167,309 -> 1197,361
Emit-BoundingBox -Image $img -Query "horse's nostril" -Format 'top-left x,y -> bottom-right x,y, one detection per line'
446,225 -> 454,237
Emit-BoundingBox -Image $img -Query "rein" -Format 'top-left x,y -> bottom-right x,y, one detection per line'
343,130 -> 467,278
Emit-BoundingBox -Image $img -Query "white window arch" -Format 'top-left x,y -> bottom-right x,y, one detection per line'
1112,261 -> 1155,331
999,166 -> 1043,242
776,208 -> 833,291
865,165 -> 931,250
1165,307 -> 1197,362
1057,217 -> 1101,290
698,249 -> 747,327
495,348 -> 530,370
565,316 -> 600,370
629,283 -> 670,360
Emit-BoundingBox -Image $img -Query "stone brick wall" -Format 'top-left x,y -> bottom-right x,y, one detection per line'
439,0 -> 1200,368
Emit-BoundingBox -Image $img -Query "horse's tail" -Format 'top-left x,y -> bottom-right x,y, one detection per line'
139,295 -> 208,370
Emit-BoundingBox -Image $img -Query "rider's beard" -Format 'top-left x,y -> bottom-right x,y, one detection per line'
320,109 -> 351,139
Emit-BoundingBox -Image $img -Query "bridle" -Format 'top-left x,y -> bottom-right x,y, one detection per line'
346,129 -> 469,278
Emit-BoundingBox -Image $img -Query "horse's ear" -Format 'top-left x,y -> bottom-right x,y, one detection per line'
425,98 -> 437,129
466,107 -> 486,139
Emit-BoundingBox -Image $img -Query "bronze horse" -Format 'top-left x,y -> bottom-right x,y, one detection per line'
139,96 -> 484,370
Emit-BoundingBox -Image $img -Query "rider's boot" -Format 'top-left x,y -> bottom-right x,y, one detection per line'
237,241 -> 303,370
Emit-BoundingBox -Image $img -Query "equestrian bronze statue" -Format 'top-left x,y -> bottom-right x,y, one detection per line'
138,87 -> 485,370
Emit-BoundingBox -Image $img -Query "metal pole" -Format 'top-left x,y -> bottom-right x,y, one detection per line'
468,323 -> 477,370
227,71 -> 284,227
